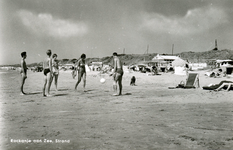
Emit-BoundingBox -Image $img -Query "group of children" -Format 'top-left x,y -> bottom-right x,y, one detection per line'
20,50 -> 89,96
20,50 -> 60,96
20,50 -> 126,96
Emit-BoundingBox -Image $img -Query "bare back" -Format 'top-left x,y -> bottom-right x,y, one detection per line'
113,56 -> 124,78
114,57 -> 123,70
43,57 -> 52,69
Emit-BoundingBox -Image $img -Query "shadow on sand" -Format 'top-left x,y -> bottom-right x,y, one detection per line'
26,92 -> 42,95
124,93 -> 132,95
112,93 -> 132,96
57,88 -> 69,92
84,89 -> 95,92
53,93 -> 69,97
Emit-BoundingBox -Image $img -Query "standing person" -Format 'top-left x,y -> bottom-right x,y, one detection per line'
75,54 -> 86,91
20,51 -> 27,95
52,54 -> 59,91
110,52 -> 124,96
42,49 -> 53,97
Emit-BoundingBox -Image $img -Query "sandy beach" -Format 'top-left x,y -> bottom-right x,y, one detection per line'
1,69 -> 233,150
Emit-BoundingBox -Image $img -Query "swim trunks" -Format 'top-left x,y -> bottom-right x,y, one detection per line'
43,68 -> 50,75
114,68 -> 124,81
116,68 -> 124,75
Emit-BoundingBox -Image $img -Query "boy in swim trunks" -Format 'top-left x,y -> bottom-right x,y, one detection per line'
110,52 -> 124,96
20,51 -> 27,95
42,49 -> 53,96
75,54 -> 86,91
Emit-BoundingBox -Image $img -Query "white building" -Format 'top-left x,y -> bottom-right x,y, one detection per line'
152,54 -> 181,63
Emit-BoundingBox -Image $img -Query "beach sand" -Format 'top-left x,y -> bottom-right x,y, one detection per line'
0,69 -> 233,150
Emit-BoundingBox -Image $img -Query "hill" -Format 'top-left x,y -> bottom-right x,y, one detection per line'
178,49 -> 233,63
50,53 -> 159,66
2,49 -> 233,67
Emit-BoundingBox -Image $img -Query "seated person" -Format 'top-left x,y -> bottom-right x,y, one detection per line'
215,69 -> 223,77
152,66 -> 158,75
206,69 -> 223,78
130,76 -> 136,86
166,63 -> 174,72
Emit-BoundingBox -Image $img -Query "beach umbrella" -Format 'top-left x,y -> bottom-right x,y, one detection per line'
172,58 -> 187,67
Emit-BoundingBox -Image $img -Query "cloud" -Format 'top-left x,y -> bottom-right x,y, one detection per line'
17,10 -> 88,38
140,6 -> 228,35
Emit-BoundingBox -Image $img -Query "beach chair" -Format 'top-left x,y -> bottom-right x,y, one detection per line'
184,73 -> 200,88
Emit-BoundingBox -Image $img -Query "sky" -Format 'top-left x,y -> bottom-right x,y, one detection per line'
1,0 -> 233,65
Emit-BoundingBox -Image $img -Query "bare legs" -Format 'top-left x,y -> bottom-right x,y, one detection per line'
113,73 -> 123,96
54,74 -> 58,91
20,73 -> 27,95
118,76 -> 122,95
43,73 -> 53,96
42,76 -> 47,96
75,72 -> 86,91
113,81 -> 117,94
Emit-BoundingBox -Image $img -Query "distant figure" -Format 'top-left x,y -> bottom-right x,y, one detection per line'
184,63 -> 189,75
110,52 -> 124,96
52,54 -> 59,91
20,51 -> 27,95
42,49 -> 53,97
185,63 -> 189,69
75,54 -> 86,91
207,69 -> 223,78
152,66 -> 158,75
166,62 -> 173,72
216,69 -> 223,77
130,76 -> 136,86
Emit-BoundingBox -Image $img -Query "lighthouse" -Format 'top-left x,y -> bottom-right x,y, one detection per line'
213,39 -> 218,50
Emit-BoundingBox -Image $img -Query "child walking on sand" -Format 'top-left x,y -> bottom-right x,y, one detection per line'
20,51 -> 27,95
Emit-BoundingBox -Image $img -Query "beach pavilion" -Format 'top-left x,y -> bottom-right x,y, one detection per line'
152,54 -> 183,72
152,54 -> 180,64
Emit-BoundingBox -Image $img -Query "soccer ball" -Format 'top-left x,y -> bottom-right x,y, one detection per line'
100,78 -> 106,83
